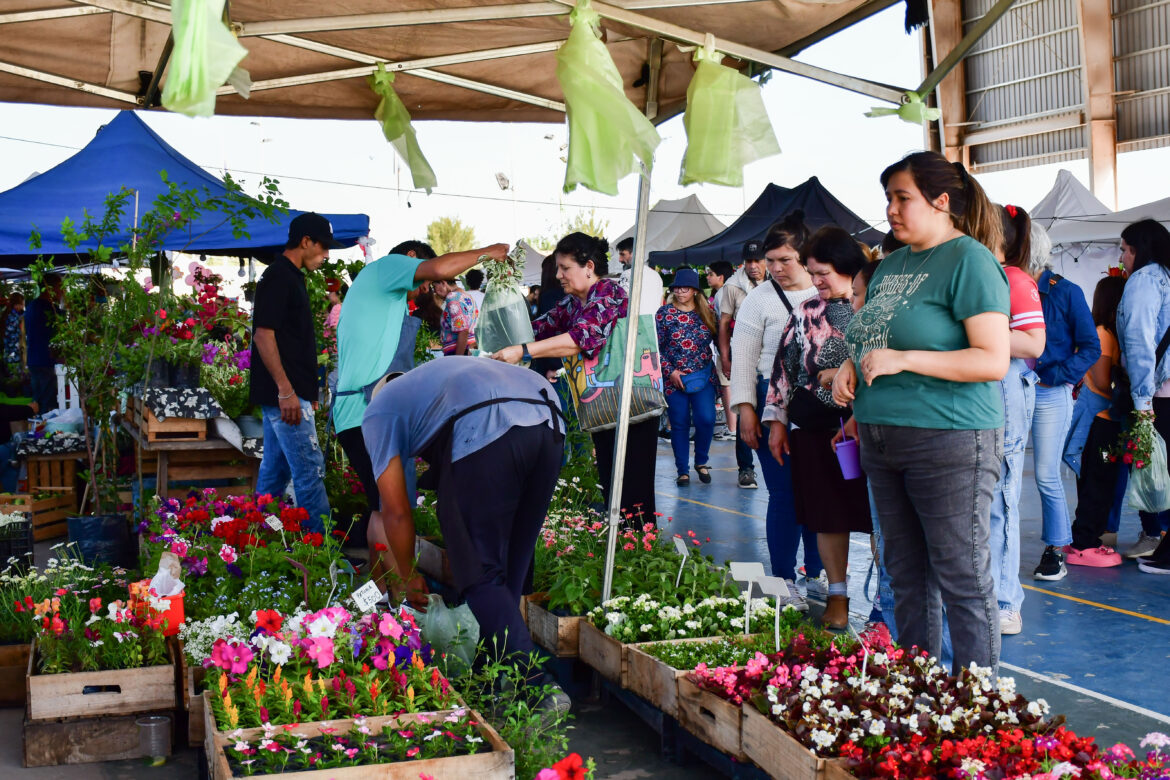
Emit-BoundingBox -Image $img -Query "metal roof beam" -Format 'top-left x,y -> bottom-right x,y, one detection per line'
218,41 -> 565,95
0,6 -> 110,24
0,60 -> 138,103
66,0 -> 170,24
236,3 -> 566,37
551,0 -> 907,103
258,34 -> 565,112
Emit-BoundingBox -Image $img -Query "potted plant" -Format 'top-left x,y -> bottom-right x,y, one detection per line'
27,172 -> 287,540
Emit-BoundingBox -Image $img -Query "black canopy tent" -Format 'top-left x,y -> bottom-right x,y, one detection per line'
650,177 -> 883,269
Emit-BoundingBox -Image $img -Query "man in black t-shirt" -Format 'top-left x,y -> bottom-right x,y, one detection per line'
249,213 -> 337,532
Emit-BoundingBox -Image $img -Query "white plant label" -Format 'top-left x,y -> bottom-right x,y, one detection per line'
757,577 -> 790,649
673,536 -> 691,588
350,580 -> 382,613
729,561 -> 766,635
264,515 -> 283,532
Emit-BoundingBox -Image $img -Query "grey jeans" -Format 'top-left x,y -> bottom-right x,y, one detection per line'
859,424 -> 1002,674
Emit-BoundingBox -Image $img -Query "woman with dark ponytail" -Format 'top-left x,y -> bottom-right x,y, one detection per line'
494,232 -> 658,523
833,151 -> 1010,673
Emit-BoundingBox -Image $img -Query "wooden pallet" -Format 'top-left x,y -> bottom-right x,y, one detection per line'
129,397 -> 206,443
26,641 -> 177,720
741,703 -> 854,780
203,693 -> 515,780
0,491 -> 76,541
677,676 -> 747,761
578,620 -> 626,684
23,709 -> 173,767
525,594 -> 583,658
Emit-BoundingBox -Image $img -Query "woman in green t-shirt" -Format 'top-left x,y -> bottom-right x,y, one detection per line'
831,151 -> 1010,674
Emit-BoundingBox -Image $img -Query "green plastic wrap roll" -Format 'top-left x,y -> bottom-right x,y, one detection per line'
679,44 -> 780,187
161,0 -> 248,118
555,0 -> 660,195
369,63 -> 438,193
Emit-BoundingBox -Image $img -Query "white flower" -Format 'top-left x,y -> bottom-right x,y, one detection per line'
809,729 -> 836,750
959,758 -> 986,777
1140,732 -> 1170,749
867,720 -> 885,736
267,641 -> 292,665
1047,762 -> 1081,777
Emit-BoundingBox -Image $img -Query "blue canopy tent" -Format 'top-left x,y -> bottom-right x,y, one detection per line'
0,110 -> 368,263
650,177 -> 883,269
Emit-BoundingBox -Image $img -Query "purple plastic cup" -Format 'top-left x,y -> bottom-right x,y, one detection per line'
835,438 -> 862,480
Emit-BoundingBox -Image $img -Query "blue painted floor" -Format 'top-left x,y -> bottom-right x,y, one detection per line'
652,436 -> 1170,749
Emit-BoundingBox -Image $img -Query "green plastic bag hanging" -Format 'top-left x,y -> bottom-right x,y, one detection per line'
866,91 -> 941,124
555,0 -> 661,195
369,63 -> 438,194
162,0 -> 248,118
680,40 -> 780,187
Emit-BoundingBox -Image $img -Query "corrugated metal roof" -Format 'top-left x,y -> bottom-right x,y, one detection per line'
1113,0 -> 1170,145
961,0 -> 1086,171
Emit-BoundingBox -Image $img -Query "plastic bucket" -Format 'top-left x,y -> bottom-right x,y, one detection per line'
137,714 -> 172,759
835,438 -> 862,480
67,514 -> 134,569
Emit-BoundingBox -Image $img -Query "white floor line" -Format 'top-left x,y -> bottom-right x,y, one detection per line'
999,661 -> 1170,726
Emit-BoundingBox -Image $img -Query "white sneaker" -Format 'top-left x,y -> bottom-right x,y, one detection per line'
1124,532 -> 1163,559
999,608 -> 1022,635
801,569 -> 829,595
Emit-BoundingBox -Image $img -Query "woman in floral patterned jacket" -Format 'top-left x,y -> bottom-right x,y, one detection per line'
493,232 -> 658,523
656,268 -> 718,486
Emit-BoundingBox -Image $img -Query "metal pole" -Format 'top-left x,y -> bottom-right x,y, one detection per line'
916,0 -> 1018,97
601,38 -> 662,604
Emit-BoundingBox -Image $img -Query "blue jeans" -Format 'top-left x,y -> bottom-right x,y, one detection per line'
1031,384 -> 1074,547
989,360 -> 1036,612
666,384 -> 715,476
258,400 -> 331,533
860,424 -> 1001,674
754,376 -> 821,581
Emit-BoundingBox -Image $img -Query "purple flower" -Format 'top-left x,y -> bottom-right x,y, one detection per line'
183,556 -> 208,577
202,343 -> 219,365
226,562 -> 244,579
233,350 -> 251,370
393,645 -> 414,669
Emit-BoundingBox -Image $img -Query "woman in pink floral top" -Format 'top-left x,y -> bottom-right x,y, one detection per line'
493,232 -> 658,524
656,268 -> 718,485
763,227 -> 872,630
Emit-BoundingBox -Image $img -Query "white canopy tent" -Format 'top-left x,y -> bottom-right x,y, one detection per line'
613,194 -> 726,255
1030,170 -> 1117,303
517,239 -> 548,287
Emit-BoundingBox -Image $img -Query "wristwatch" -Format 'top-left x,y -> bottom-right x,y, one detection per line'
521,343 -> 532,362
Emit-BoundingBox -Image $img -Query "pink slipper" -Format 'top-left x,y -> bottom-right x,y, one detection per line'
1063,545 -> 1122,568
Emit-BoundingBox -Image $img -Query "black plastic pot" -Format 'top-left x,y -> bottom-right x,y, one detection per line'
145,360 -> 169,388
168,361 -> 201,390
234,414 -> 264,439
67,514 -> 134,569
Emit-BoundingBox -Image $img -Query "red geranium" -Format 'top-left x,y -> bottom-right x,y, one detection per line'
552,753 -> 587,780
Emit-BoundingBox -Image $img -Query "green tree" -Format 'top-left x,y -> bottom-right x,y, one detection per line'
562,209 -> 609,239
425,216 -> 476,256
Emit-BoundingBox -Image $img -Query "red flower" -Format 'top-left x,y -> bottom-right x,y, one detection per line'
254,609 -> 283,634
302,532 -> 324,547
552,753 -> 586,780
373,543 -> 388,553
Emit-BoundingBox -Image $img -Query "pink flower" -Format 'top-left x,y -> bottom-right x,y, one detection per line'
304,637 -> 336,669
210,639 -> 253,674
170,539 -> 188,556
219,544 -> 238,564
406,747 -> 420,758
378,613 -> 404,641
535,770 -> 560,780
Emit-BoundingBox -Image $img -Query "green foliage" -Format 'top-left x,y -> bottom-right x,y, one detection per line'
425,216 -> 477,256
641,612 -> 812,670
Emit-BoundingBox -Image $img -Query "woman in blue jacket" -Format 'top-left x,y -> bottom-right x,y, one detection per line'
1116,220 -> 1170,573
1028,229 -> 1100,581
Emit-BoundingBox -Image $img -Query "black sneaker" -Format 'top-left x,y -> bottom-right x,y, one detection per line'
1033,546 -> 1067,581
738,468 -> 757,489
1138,557 -> 1170,575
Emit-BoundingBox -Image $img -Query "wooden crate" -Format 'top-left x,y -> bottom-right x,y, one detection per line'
741,703 -> 853,780
0,491 -> 76,541
203,692 -> 514,780
676,676 -> 746,761
26,641 -> 177,721
525,595 -> 583,658
624,634 -> 768,719
23,709 -> 173,767
577,620 -> 626,684
0,643 -> 30,707
26,456 -> 77,493
129,397 -> 206,443
415,536 -> 453,586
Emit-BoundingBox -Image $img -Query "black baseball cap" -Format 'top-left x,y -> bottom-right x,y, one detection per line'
742,240 -> 765,261
289,212 -> 344,249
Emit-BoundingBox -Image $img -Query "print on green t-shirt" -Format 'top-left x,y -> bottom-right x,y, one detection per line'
333,254 -> 426,433
845,235 -> 1009,431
